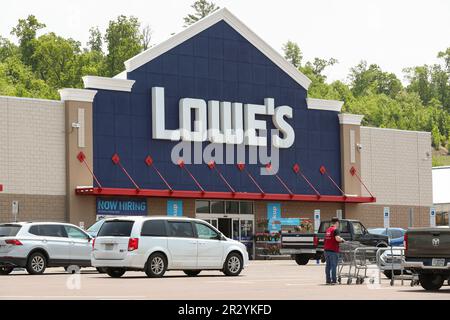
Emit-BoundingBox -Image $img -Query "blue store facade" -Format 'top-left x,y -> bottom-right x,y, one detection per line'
65,8 -> 375,258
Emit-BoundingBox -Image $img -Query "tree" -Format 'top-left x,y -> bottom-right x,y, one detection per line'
0,55 -> 57,99
350,61 -> 402,98
183,0 -> 220,26
0,36 -> 19,61
141,24 -> 152,50
438,48 -> 450,73
10,15 -> 46,69
104,15 -> 143,77
32,33 -> 83,88
432,125 -> 442,150
282,41 -> 303,69
88,27 -> 103,52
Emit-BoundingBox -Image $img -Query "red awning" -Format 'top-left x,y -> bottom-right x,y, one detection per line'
74,152 -> 376,204
76,187 -> 375,203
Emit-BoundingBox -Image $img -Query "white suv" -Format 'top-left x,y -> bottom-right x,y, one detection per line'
0,222 -> 92,275
91,217 -> 249,278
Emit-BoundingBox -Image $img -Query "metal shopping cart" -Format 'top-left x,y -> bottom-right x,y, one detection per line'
337,241 -> 379,285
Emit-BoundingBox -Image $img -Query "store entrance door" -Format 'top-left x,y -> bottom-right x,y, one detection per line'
196,214 -> 255,259
218,218 -> 232,238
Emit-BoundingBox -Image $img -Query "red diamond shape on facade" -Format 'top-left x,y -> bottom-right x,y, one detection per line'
265,163 -> 272,171
178,159 -> 185,168
237,163 -> 245,171
319,166 -> 327,175
145,156 -> 153,166
350,167 -> 357,176
292,163 -> 300,173
112,153 -> 120,164
77,151 -> 86,163
208,161 -> 216,169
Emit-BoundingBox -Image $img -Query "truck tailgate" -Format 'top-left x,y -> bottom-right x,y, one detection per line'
406,228 -> 450,259
281,233 -> 316,251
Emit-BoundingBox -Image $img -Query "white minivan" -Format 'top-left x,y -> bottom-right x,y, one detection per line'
91,216 -> 249,278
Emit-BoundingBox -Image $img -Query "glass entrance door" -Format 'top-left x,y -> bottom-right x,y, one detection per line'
196,214 -> 255,259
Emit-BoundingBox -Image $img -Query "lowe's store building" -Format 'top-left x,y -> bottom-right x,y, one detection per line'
0,9 -> 433,258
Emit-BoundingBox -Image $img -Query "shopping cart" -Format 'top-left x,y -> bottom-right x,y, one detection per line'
337,241 -> 378,285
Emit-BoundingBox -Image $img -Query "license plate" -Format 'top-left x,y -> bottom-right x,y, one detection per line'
432,258 -> 445,267
104,244 -> 114,251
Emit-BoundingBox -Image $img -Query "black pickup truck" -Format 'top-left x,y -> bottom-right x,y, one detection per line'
403,227 -> 450,291
280,219 -> 389,265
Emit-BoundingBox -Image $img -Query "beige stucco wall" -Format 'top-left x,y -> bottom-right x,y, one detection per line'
0,96 -> 66,196
359,126 -> 432,208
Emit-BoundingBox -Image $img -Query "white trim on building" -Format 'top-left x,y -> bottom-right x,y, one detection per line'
82,76 -> 135,92
59,88 -> 97,102
338,114 -> 364,125
123,8 -> 312,90
307,98 -> 344,112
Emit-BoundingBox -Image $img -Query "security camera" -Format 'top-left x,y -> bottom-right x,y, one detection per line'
356,143 -> 363,151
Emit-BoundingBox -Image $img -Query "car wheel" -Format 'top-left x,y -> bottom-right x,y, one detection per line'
145,253 -> 167,278
223,252 -> 243,276
0,266 -> 14,275
96,267 -> 107,274
26,252 -> 47,275
184,270 -> 201,277
294,255 -> 310,265
419,274 -> 444,291
106,268 -> 126,278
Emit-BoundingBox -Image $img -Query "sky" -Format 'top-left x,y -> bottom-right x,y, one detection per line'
1,0 -> 449,83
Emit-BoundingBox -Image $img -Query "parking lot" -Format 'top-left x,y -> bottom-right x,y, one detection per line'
0,260 -> 449,300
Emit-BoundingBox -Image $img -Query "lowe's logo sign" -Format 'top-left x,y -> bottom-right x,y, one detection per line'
96,198 -> 147,216
151,87 -> 295,149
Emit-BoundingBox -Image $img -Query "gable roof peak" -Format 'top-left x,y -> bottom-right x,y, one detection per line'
123,7 -> 312,90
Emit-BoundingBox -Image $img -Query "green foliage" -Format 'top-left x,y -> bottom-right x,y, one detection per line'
0,55 -> 57,99
283,41 -> 302,68
432,125 -> 442,149
432,155 -> 450,167
183,0 -> 219,26
349,61 -> 402,98
282,40 -> 450,152
88,27 -> 103,52
10,15 -> 46,69
104,15 -> 143,77
32,33 -> 83,88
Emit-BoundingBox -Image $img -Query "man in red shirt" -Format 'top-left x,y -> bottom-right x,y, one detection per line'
323,217 -> 345,285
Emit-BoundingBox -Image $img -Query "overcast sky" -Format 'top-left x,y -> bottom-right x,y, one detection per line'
2,0 -> 449,83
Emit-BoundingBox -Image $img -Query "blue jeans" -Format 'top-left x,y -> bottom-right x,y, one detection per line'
324,250 -> 339,283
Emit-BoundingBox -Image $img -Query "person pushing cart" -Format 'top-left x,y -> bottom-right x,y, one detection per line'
323,217 -> 345,285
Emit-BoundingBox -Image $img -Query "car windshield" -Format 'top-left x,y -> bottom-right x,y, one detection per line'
0,224 -> 22,237
87,220 -> 103,233
369,228 -> 387,235
97,220 -> 134,237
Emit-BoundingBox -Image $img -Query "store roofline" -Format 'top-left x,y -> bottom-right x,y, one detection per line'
122,8 -> 312,90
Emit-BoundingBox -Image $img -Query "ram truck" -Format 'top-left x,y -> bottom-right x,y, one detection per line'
403,227 -> 450,291
280,219 -> 389,265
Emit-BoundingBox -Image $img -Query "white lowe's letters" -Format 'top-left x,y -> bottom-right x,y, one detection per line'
151,87 -> 295,148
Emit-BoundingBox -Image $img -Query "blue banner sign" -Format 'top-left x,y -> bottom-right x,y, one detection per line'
167,200 -> 183,217
96,198 -> 147,216
267,203 -> 281,234
278,218 -> 301,226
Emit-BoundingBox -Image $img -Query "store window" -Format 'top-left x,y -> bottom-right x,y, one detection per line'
226,201 -> 239,214
240,202 -> 253,214
195,200 -> 210,213
211,201 -> 225,213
